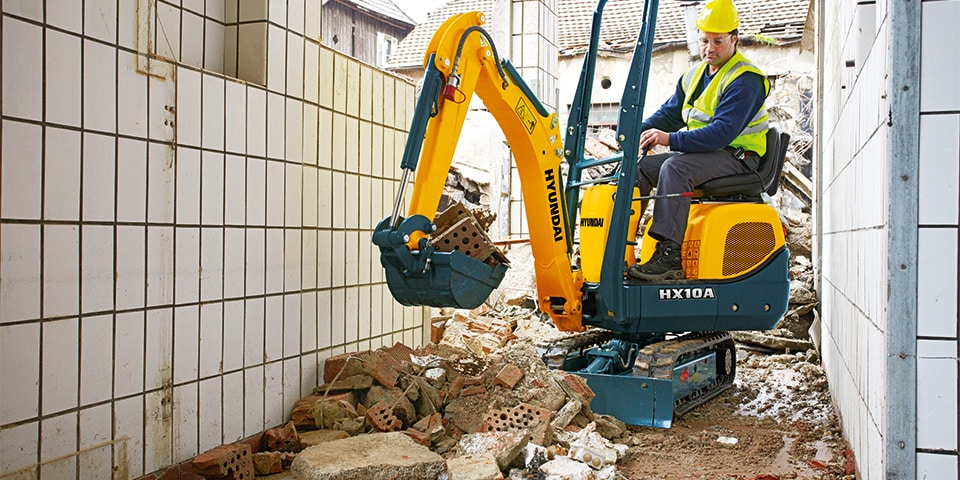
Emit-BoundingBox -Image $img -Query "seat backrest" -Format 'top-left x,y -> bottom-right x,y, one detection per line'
758,127 -> 790,196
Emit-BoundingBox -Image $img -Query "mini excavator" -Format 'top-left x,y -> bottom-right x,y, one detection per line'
373,0 -> 790,427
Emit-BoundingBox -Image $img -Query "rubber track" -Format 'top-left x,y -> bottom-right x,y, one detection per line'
633,331 -> 737,418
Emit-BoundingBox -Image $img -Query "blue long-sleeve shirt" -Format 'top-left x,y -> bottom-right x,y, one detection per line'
641,66 -> 767,153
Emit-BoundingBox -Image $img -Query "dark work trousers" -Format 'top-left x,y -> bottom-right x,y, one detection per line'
634,149 -> 760,245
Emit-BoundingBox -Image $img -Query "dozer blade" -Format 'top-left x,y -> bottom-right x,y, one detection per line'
373,214 -> 508,310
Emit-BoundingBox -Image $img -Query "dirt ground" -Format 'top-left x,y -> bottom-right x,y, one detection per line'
614,349 -> 854,480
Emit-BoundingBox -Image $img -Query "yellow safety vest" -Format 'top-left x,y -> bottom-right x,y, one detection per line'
680,50 -> 770,156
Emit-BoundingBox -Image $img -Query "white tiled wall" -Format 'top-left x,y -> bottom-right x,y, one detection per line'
820,0 -> 960,478
0,1 -> 422,478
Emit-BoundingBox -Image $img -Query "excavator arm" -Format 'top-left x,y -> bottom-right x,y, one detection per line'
373,12 -> 586,331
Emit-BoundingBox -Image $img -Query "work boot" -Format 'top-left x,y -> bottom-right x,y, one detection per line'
628,240 -> 684,281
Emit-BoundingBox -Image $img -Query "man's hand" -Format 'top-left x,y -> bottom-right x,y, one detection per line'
639,128 -> 669,151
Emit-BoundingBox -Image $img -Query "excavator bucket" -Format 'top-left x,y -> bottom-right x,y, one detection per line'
372,213 -> 509,310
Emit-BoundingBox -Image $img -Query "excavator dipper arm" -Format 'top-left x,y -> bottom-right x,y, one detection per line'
374,12 -> 586,331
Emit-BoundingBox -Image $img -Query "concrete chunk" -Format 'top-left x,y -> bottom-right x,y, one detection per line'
446,454 -> 504,480
290,432 -> 446,480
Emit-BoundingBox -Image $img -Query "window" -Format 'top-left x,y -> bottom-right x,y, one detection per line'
377,32 -> 398,67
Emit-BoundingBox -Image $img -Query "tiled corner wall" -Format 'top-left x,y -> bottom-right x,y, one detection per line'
818,1 -> 887,479
916,0 -> 960,477
0,1 -> 421,479
509,0 -> 558,238
820,1 -> 960,479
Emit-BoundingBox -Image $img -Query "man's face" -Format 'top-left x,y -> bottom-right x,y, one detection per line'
699,31 -> 737,70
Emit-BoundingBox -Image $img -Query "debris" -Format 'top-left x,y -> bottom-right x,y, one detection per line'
716,436 -> 739,446
290,432 -> 446,480
189,443 -> 254,480
445,453 -> 505,480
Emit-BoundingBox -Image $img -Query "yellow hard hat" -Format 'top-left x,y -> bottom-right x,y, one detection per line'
696,0 -> 740,33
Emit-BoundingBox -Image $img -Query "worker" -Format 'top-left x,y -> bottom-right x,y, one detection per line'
628,0 -> 769,281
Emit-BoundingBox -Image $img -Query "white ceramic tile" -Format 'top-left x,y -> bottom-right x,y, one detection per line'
266,160 -> 285,227
149,73 -> 177,143
148,142 -> 176,223
46,0 -> 83,33
344,231 -> 358,285
247,157 -> 267,225
225,27 -> 237,76
345,175 -> 359,229
286,0 -> 304,34
264,361 -> 283,427
155,1 -> 182,61
41,318 -> 79,415
265,229 -> 284,294
182,0 -> 203,14
146,226 -> 175,307
264,296 -> 283,362
283,102 -> 304,169
246,228 -> 266,295
304,42 -> 319,105
225,82 -> 247,154
116,138 -> 148,223
267,25 -> 287,94
237,22 -> 267,86
371,285 -> 383,337
201,151 -> 225,226
358,227 -> 371,284
332,54 -> 347,113
175,227 -> 201,304
318,230 -> 331,288
332,171 -> 345,228
382,77 -> 394,129
358,286 -> 370,339
180,10 -> 204,68
267,0 -> 286,26
318,108 -> 332,169
178,67 -> 202,147
318,47 -> 333,109
83,40 -> 117,133
43,127 -> 81,221
173,383 -> 199,461
283,293 -> 301,357
78,404 -> 112,480
284,36 -> 303,99
345,60 -> 360,118
304,0 -> 320,40
200,227 -> 224,301
223,228 -> 245,298
371,127 -> 384,178
300,291 -> 317,351
222,370 -> 244,442
302,230 -> 317,290
222,300 -> 244,372
173,306 -> 200,385
918,228 -> 958,338
0,323 -> 39,423
244,298 -> 265,366
921,1 -> 960,112
198,377 -> 222,452
0,421 -> 39,475
202,75 -> 226,151
117,0 -> 138,50
317,168 -> 332,230
345,117 -> 359,174
143,390 -> 172,472
205,19 -> 225,73
331,112 -> 345,172
0,224 -> 40,324
84,0 -> 117,42
79,314 -> 113,406
918,452 -> 959,480
82,132 -> 116,222
81,225 -> 113,313
45,29 -> 82,128
44,225 -> 80,318
199,303 -> 222,378
267,92 -> 285,160
317,290 -> 331,348
1,120 -> 42,219
303,104 -> 319,169
917,356 -> 958,450
114,311 -> 145,397
284,230 -> 302,293
331,288 -> 344,345
113,396 -> 145,477
40,412 -> 78,479
344,287 -> 358,343
2,17 -> 42,121
371,72 -> 383,125
244,366 -> 265,435
303,167 -> 318,228
300,352 -> 317,395
285,165 -> 302,228
282,356 -> 300,416
177,147 -> 202,224
358,122 -> 371,176
359,66 -> 372,121
918,114 -> 960,225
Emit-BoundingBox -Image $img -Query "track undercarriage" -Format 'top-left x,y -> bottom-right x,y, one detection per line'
538,330 -> 737,428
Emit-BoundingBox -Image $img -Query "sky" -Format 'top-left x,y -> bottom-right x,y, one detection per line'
392,0 -> 447,23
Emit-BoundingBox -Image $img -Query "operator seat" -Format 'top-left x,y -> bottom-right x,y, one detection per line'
692,127 -> 791,201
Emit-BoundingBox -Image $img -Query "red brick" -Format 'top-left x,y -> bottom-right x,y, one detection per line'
460,385 -> 487,397
561,373 -> 596,404
403,428 -> 431,446
234,433 -> 263,455
463,375 -> 485,386
447,374 -> 465,399
363,350 -> 401,388
322,350 -> 370,383
291,393 -> 357,429
494,364 -> 524,389
190,443 -> 254,480
263,421 -> 301,452
365,400 -> 402,432
479,403 -> 553,445
385,342 -> 415,368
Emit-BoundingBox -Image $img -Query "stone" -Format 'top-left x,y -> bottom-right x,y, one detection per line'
461,385 -> 488,397
551,400 -> 582,430
298,430 -> 350,448
314,375 -> 374,394
263,421 -> 302,452
446,454 -> 505,480
323,351 -> 370,383
292,393 -> 356,430
190,443 -> 254,480
252,451 -> 284,475
494,364 -> 525,390
310,399 -> 359,430
538,456 -> 594,480
290,432 -> 446,480
455,430 -> 529,472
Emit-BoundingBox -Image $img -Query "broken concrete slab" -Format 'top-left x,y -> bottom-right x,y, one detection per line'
456,430 -> 528,471
445,454 -> 504,480
290,432 -> 446,480
298,430 -> 350,448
